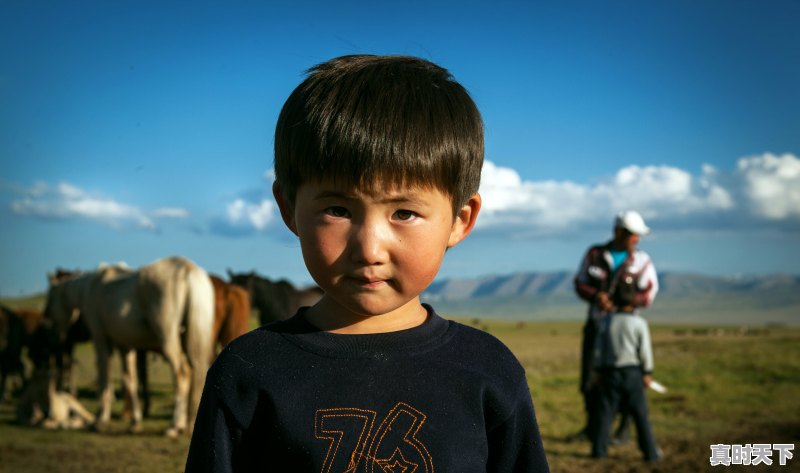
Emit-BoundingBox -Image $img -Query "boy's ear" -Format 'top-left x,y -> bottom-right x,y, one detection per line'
272,182 -> 298,236
448,193 -> 481,248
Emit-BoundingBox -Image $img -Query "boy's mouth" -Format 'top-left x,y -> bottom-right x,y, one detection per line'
347,274 -> 389,289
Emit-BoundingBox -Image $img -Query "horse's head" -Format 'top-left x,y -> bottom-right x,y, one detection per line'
52,268 -> 80,283
227,269 -> 258,296
43,277 -> 82,343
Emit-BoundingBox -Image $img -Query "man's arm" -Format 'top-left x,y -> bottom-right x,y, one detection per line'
633,254 -> 658,308
574,247 -> 605,304
638,318 -> 654,380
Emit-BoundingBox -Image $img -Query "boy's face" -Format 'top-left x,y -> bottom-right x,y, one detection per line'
275,179 -> 480,332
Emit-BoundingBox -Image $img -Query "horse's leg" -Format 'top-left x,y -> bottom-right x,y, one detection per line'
65,344 -> 77,397
162,343 -> 191,437
0,362 -> 7,403
54,346 -> 66,392
93,342 -> 114,431
120,349 -> 143,433
55,338 -> 74,395
136,349 -> 150,418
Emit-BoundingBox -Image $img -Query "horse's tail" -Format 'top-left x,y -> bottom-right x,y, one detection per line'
181,261 -> 215,428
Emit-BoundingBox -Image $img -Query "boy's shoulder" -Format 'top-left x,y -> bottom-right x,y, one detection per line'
209,319 -> 299,367
611,312 -> 650,332
447,319 -> 516,352
441,319 -> 525,373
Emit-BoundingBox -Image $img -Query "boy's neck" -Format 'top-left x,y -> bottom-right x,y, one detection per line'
303,296 -> 429,334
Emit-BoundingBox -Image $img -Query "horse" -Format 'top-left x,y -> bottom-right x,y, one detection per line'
227,270 -> 323,325
209,274 -> 251,350
134,274 -> 249,418
48,266 -> 156,418
16,365 -> 96,430
14,319 -> 94,430
44,256 -> 215,436
0,305 -> 45,402
47,268 -> 93,395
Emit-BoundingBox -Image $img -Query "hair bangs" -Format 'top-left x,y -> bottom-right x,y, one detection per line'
275,55 -> 483,213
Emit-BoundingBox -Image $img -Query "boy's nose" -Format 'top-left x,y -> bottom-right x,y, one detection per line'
349,219 -> 391,265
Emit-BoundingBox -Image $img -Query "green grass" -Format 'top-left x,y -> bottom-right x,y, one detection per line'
451,317 -> 800,472
2,300 -> 799,472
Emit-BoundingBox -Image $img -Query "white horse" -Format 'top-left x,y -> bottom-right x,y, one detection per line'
44,256 -> 215,436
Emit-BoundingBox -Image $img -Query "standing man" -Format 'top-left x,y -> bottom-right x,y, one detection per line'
570,210 -> 658,443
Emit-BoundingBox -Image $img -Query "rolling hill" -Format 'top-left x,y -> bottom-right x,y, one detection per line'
422,271 -> 800,325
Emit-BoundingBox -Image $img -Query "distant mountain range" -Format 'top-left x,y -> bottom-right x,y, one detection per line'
422,272 -> 800,325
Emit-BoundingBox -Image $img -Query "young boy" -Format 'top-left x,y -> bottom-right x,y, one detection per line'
185,55 -> 549,472
591,309 -> 661,462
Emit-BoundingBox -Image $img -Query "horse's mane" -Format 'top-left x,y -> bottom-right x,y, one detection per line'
95,262 -> 134,281
96,261 -> 131,271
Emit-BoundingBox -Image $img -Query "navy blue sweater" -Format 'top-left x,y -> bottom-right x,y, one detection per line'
185,306 -> 549,472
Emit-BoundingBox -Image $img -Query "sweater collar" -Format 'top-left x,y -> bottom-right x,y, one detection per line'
270,304 -> 451,358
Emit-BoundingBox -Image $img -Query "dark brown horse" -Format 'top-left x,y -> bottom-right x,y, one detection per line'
1,305 -> 28,402
227,270 -> 323,325
0,305 -> 49,402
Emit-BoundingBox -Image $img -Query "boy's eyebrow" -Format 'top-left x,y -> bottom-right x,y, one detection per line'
312,190 -> 428,205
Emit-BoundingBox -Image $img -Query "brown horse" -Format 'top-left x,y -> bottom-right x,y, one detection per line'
0,306 -> 46,402
209,274 -> 251,350
44,257 -> 215,436
227,270 -> 323,325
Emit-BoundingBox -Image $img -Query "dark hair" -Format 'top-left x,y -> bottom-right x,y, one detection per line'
274,55 -> 484,213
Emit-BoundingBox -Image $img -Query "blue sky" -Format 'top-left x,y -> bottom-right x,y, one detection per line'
1,0 -> 799,296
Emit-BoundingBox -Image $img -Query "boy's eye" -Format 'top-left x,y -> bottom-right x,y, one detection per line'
325,206 -> 350,218
394,210 -> 417,221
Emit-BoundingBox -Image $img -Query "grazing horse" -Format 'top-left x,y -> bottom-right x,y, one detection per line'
0,306 -> 45,402
227,270 -> 323,325
44,256 -> 215,436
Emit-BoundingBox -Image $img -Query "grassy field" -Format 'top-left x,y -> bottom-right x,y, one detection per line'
1,304 -> 798,472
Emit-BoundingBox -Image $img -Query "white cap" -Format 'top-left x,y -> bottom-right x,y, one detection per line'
615,210 -> 650,235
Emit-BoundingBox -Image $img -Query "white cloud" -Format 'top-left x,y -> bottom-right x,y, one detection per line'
8,181 -> 188,231
737,153 -> 800,220
479,161 -> 597,232
478,153 -> 798,234
12,155 -> 798,239
151,207 -> 190,219
224,198 -> 275,230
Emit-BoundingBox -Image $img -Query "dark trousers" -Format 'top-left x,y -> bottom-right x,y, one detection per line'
591,366 -> 658,460
580,317 -> 598,395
